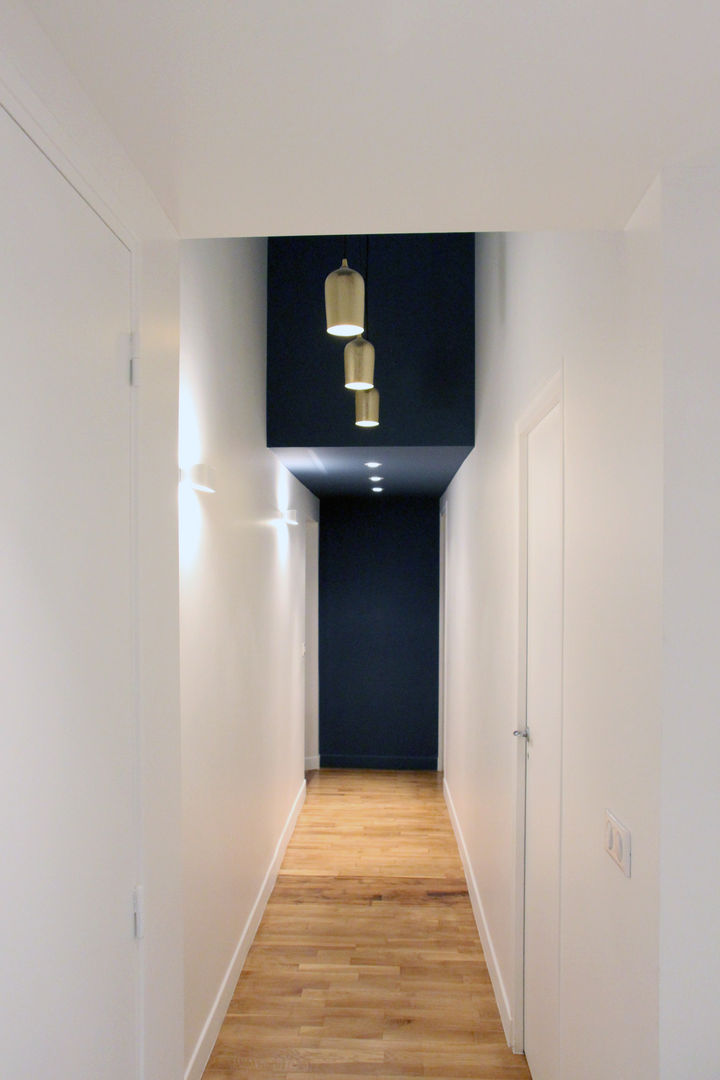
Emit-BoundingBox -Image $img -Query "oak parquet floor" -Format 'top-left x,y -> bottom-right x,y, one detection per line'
202,769 -> 531,1079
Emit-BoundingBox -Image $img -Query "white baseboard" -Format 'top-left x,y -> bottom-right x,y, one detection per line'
443,777 -> 514,1046
304,755 -> 320,771
184,778 -> 307,1080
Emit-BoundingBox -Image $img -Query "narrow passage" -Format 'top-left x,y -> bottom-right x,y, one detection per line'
203,769 -> 531,1079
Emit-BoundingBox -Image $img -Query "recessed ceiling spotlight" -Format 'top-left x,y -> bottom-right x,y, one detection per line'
369,476 -> 384,482
372,486 -> 383,493
364,461 -> 381,468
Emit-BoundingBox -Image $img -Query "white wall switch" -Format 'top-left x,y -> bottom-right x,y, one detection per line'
604,810 -> 631,877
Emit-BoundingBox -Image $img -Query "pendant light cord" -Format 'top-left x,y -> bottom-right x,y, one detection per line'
365,234 -> 370,336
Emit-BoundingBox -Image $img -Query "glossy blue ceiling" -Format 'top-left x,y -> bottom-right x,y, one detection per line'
267,233 -> 475,497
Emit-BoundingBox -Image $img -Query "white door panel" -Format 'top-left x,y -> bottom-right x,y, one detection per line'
0,106 -> 137,1079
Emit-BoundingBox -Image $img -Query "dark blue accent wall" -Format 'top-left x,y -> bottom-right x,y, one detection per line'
267,233 -> 475,449
319,497 -> 439,770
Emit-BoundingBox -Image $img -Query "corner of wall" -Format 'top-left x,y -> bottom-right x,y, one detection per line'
184,780 -> 306,1080
443,778 -> 514,1043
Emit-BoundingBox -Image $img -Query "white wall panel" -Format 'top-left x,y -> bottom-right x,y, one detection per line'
179,239 -> 318,1078
304,519 -> 320,770
443,205 -> 662,1077
0,9 -> 183,1076
0,104 -> 136,1080
661,154 -> 720,1079
560,214 -> 662,1080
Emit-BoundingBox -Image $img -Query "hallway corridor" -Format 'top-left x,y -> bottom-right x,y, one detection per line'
203,770 -> 531,1079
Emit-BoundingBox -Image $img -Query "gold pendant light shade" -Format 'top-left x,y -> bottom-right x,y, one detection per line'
344,335 -> 375,390
355,387 -> 380,427
325,258 -> 365,336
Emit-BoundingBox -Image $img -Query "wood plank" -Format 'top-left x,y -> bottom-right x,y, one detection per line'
203,770 -> 530,1079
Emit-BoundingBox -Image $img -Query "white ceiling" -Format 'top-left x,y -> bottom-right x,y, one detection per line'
25,0 -> 720,237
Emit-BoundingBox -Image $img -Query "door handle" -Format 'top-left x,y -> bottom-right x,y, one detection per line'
513,730 -> 529,739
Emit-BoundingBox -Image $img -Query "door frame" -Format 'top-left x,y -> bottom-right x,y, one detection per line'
304,516 -> 320,771
438,503 -> 448,771
512,371 -> 563,1053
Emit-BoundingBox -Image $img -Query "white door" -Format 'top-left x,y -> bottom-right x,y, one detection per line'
522,400 -> 563,1079
0,107 -> 138,1079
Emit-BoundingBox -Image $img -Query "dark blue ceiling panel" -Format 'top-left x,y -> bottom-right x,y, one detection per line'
272,445 -> 473,498
267,233 -> 475,496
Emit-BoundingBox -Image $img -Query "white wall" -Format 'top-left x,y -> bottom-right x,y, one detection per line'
179,239 -> 318,1079
0,7 -> 183,1079
660,153 -> 720,1079
304,519 -> 320,769
134,230 -> 184,1080
443,190 -> 663,1078
559,193 -> 663,1080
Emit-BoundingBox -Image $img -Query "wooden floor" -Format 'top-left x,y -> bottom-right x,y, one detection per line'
203,769 -> 531,1079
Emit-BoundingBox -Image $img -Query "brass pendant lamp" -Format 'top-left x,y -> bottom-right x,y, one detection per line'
355,387 -> 380,427
344,334 -> 374,391
325,237 -> 364,337
345,235 -> 376,394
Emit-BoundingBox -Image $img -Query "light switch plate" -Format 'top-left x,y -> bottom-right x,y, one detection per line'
605,810 -> 631,877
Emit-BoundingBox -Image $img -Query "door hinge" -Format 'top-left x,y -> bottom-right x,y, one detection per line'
129,332 -> 140,387
133,885 -> 145,939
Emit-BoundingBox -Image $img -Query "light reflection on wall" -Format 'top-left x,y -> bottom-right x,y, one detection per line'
274,515 -> 290,565
178,382 -> 202,471
178,380 -> 203,569
178,479 -> 202,569
274,467 -> 290,518
272,467 -> 294,565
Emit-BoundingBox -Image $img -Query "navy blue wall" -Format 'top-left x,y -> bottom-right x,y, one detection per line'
319,497 -> 439,770
267,233 -> 475,448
